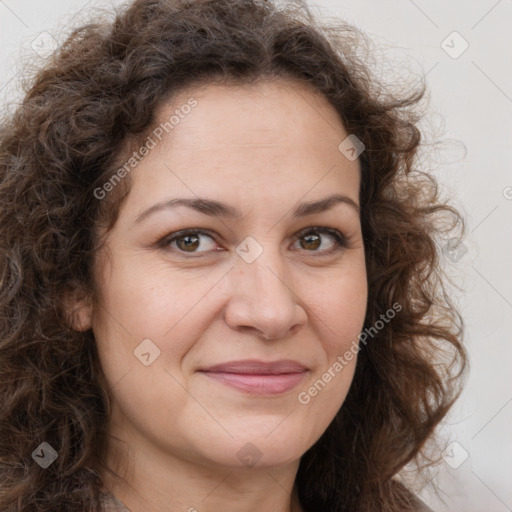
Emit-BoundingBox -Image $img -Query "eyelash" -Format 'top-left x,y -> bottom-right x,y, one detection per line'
158,226 -> 348,257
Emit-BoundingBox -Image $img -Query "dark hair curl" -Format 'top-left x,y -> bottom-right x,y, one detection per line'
0,0 -> 467,510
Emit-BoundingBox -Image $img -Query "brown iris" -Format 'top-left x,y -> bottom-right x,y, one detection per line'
176,234 -> 200,252
300,233 -> 321,251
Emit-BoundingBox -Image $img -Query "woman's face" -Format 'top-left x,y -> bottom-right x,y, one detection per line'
84,79 -> 367,471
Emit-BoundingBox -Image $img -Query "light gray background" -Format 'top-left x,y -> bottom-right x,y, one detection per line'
1,1 -> 511,511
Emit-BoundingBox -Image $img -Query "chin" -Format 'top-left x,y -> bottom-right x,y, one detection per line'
193,428 -> 312,470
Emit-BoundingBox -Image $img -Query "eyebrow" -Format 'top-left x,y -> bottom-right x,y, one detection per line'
133,193 -> 360,224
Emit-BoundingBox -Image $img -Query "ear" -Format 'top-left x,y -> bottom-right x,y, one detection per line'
62,285 -> 94,332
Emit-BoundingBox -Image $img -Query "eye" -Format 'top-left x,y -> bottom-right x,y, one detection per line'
159,226 -> 348,256
292,226 -> 348,254
160,229 -> 219,254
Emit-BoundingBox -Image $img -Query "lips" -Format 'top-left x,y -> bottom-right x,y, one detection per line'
198,359 -> 308,394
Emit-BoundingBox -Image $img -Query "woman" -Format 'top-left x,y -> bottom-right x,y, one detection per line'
0,0 -> 467,510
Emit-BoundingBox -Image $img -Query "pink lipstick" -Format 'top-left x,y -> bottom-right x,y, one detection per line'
198,359 -> 308,395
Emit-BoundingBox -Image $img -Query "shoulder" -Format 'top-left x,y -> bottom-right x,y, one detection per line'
411,494 -> 435,512
389,478 -> 435,512
99,490 -> 131,512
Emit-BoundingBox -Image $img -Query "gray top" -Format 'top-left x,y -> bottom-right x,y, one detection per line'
99,490 -> 434,511
99,491 -> 131,512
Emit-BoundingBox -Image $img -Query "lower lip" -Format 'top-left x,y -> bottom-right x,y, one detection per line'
200,371 -> 306,394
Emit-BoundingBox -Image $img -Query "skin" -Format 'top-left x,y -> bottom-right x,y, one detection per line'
72,78 -> 368,512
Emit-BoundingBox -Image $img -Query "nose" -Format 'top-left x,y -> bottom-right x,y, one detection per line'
223,248 -> 307,341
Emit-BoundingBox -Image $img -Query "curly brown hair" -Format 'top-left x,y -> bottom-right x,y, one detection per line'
0,0 -> 467,510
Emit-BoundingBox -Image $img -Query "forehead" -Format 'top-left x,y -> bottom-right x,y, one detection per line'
121,79 -> 361,217
160,78 -> 349,151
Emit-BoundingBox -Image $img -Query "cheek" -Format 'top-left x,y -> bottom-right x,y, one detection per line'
93,254 -> 220,337
294,259 -> 366,417
295,273 -> 366,438
307,259 -> 368,349
91,258 -> 232,388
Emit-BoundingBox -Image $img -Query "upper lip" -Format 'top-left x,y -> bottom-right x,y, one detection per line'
199,359 -> 308,375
